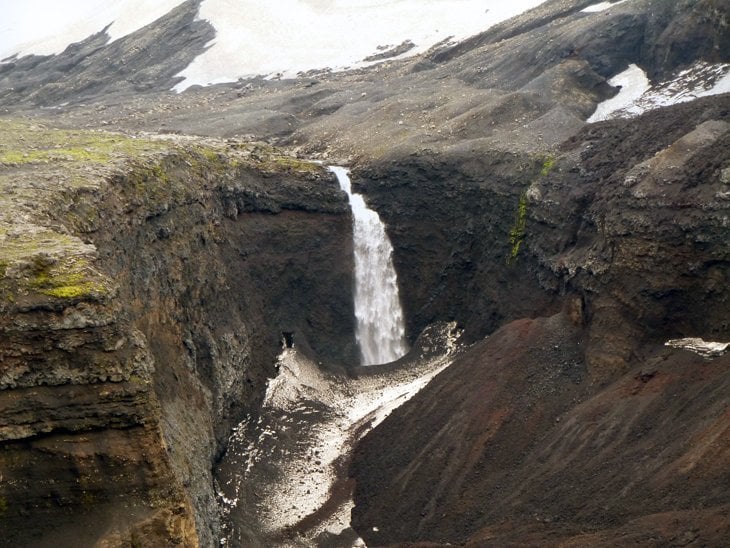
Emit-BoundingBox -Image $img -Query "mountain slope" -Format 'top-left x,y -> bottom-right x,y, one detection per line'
0,0 -> 728,546
349,95 -> 730,545
0,0 -> 212,106
352,314 -> 730,546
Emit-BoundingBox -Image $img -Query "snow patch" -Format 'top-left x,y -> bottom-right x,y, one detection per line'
588,64 -> 649,122
218,322 -> 462,545
666,338 -> 729,359
172,0 -> 549,90
581,0 -> 629,13
0,0 -> 185,59
1,0 -> 551,88
589,62 -> 730,123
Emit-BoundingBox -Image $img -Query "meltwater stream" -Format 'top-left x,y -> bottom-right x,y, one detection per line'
330,166 -> 408,365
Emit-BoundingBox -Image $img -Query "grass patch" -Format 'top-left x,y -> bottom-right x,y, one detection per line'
29,255 -> 109,301
540,155 -> 556,177
0,119 -> 168,167
507,192 -> 528,265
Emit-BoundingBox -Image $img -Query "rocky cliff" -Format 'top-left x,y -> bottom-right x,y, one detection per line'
354,94 -> 729,378
349,94 -> 730,546
0,0 -> 213,107
0,120 -> 355,545
0,0 -> 728,545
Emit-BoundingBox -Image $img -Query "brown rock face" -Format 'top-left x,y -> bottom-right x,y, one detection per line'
351,314 -> 730,546
355,94 -> 730,379
0,125 -> 355,545
0,299 -> 200,547
349,96 -> 730,546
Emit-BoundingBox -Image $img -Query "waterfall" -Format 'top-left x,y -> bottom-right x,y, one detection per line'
330,166 -> 408,365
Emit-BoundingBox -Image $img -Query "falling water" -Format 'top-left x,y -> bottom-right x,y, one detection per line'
330,166 -> 409,365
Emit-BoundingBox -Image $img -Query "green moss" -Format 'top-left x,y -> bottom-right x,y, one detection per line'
128,374 -> 147,385
258,154 -> 321,173
41,283 -> 101,299
0,231 -> 77,263
1,147 -> 107,164
245,143 -> 322,174
269,156 -> 322,173
199,147 -> 222,163
29,256 -> 109,301
505,154 -> 558,264
540,155 -> 556,177
0,119 -> 167,167
507,192 -> 528,265
0,496 -> 7,516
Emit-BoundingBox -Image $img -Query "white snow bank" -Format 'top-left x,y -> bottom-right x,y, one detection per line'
581,0 -> 629,13
172,0 -> 549,90
588,62 -> 730,123
665,338 -> 729,359
588,63 -> 649,122
0,0 -> 551,89
0,0 -> 185,60
219,323 -> 462,545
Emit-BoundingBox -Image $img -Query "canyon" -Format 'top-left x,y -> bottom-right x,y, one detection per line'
0,0 -> 729,546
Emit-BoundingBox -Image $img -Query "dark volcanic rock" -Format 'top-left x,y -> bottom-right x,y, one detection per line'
0,122 -> 355,545
355,94 -> 730,379
536,96 -> 730,377
352,149 -> 558,345
363,40 -> 416,62
349,94 -> 730,546
0,0 -> 213,107
428,0 -> 729,83
351,313 -> 730,546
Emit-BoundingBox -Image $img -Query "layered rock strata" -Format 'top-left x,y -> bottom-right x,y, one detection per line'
0,120 -> 354,545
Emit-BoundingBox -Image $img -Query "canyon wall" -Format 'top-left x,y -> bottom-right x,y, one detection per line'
0,122 -> 355,545
355,94 -> 730,379
349,94 -> 730,545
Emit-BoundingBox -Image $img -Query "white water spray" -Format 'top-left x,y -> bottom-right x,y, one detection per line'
330,166 -> 408,365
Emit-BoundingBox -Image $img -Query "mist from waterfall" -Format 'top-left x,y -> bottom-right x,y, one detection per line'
330,166 -> 408,365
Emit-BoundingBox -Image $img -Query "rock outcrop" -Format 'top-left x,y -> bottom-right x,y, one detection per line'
0,120 -> 355,545
349,95 -> 730,545
0,0 -> 213,107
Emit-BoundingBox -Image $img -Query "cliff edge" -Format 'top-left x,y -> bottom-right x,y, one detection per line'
0,119 -> 355,546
